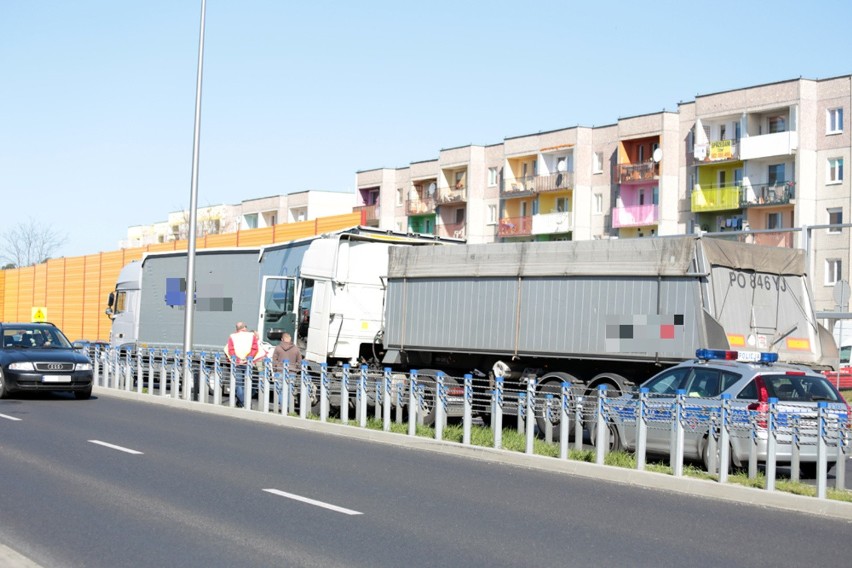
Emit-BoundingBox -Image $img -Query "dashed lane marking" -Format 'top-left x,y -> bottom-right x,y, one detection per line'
263,489 -> 363,516
88,440 -> 144,455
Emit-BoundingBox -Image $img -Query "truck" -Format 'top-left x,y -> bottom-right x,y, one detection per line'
295,234 -> 838,428
105,227 -> 454,356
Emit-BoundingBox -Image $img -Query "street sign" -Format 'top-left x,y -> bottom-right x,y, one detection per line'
31,307 -> 48,322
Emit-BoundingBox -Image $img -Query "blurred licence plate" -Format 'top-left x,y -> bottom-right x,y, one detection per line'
42,375 -> 71,383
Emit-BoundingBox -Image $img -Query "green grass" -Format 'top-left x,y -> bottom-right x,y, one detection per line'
308,413 -> 852,503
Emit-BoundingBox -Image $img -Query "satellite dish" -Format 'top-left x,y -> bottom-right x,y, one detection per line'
556,159 -> 567,172
427,182 -> 436,195
652,148 -> 663,163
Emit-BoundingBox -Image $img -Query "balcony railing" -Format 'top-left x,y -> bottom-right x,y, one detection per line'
501,176 -> 536,196
739,131 -> 798,160
741,181 -> 795,208
532,211 -> 573,235
353,204 -> 379,224
536,171 -> 573,193
435,186 -> 467,205
691,185 -> 743,212
694,140 -> 740,163
405,196 -> 436,216
441,222 -> 466,239
617,162 -> 659,184
497,216 -> 532,237
612,204 -> 659,228
501,172 -> 574,196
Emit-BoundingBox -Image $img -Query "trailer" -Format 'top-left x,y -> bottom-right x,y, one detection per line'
297,234 -> 837,426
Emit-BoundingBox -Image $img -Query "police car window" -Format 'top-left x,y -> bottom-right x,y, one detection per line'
720,371 -> 742,392
685,369 -> 721,397
643,367 -> 690,395
736,380 -> 757,400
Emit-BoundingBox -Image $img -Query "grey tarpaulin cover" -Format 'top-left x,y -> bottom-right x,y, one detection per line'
388,236 -> 806,279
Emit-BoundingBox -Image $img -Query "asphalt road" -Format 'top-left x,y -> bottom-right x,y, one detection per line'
1,391 -> 851,568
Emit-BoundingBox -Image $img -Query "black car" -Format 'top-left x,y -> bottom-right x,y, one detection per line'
0,322 -> 94,399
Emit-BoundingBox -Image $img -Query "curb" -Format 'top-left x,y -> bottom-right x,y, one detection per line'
94,386 -> 852,522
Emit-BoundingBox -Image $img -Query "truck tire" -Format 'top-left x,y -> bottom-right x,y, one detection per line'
587,372 -> 632,397
535,372 -> 579,442
413,371 -> 439,427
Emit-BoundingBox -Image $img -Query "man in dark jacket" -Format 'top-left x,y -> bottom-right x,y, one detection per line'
272,332 -> 302,372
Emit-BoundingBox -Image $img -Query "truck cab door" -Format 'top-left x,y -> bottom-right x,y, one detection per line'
258,276 -> 296,345
305,279 -> 332,363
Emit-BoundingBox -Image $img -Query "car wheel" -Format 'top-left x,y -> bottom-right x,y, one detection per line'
702,438 -> 735,474
0,369 -> 8,399
590,422 -> 621,452
75,387 -> 92,400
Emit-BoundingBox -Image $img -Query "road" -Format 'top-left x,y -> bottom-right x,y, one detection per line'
0,392 -> 850,568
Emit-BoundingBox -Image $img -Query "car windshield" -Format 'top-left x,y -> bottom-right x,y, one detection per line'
2,327 -> 73,349
737,374 -> 843,403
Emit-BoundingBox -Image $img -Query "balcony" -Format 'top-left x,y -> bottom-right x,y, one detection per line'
694,140 -> 739,163
441,222 -> 466,239
617,162 -> 659,184
739,131 -> 798,160
691,185 -> 743,213
435,185 -> 467,205
406,196 -> 435,216
501,176 -> 536,196
535,171 -> 573,193
742,181 -> 795,208
497,216 -> 532,237
612,204 -> 659,228
353,204 -> 379,225
532,211 -> 573,235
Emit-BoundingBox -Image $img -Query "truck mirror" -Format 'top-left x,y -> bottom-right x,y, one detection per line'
107,292 -> 115,308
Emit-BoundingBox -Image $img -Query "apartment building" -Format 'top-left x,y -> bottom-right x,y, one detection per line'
122,190 -> 354,248
354,74 -> 851,313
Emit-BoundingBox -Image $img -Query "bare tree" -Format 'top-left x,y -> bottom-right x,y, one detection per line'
0,218 -> 66,268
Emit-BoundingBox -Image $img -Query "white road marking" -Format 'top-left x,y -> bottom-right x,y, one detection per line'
263,489 -> 363,516
0,413 -> 22,421
88,440 -> 144,455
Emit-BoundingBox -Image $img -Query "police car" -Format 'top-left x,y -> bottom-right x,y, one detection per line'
605,349 -> 850,475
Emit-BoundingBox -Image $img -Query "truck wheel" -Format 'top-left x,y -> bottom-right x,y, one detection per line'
590,422 -> 622,453
413,371 -> 439,427
535,372 -> 579,442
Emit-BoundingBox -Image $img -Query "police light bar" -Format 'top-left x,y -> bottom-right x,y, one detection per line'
695,349 -> 778,364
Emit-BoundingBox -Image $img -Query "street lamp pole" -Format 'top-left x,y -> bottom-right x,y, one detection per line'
182,0 -> 207,400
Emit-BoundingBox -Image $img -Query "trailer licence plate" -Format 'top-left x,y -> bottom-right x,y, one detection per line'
42,375 -> 71,383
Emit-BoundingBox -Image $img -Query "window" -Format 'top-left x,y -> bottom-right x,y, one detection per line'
719,124 -> 727,141
244,214 -> 258,229
768,116 -> 786,134
592,152 -> 603,174
555,197 -> 569,213
487,204 -> 497,224
396,188 -> 403,206
488,167 -> 498,187
827,107 -> 844,134
594,193 -> 603,214
767,212 -> 782,230
718,170 -> 726,187
521,201 -> 528,217
734,168 -> 743,187
828,208 -> 842,232
828,158 -> 844,184
454,171 -> 466,189
826,259 -> 842,286
734,121 -> 741,142
768,164 -> 785,185
455,208 -> 465,224
638,145 -> 645,162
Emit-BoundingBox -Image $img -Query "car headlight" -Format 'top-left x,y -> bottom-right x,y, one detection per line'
75,362 -> 92,371
9,362 -> 35,371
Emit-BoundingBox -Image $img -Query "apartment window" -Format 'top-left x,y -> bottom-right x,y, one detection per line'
394,188 -> 402,206
555,197 -> 569,213
768,116 -> 786,134
718,170 -> 726,188
719,124 -> 727,141
767,212 -> 782,230
638,145 -> 645,162
652,186 -> 659,205
827,107 -> 844,134
487,204 -> 497,224
488,167 -> 498,187
521,201 -> 528,217
768,164 -> 785,185
454,171 -> 466,189
828,208 -> 843,233
826,259 -> 842,286
244,214 -> 258,229
828,158 -> 844,183
594,193 -> 603,214
734,121 -> 741,142
592,152 -> 603,174
734,168 -> 743,187
455,208 -> 465,224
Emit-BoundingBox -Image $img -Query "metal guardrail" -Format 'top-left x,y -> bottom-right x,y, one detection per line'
89,346 -> 849,499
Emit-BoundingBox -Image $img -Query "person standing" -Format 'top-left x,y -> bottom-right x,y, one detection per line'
272,331 -> 302,373
226,321 -> 258,407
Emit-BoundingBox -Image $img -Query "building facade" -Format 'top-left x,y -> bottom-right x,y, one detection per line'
355,75 -> 851,313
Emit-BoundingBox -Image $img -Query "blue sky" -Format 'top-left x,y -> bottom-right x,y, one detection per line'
2,0 -> 851,258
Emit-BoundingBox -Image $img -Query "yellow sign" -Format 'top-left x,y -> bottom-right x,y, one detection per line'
786,337 -> 811,351
709,139 -> 733,161
32,307 -> 48,322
